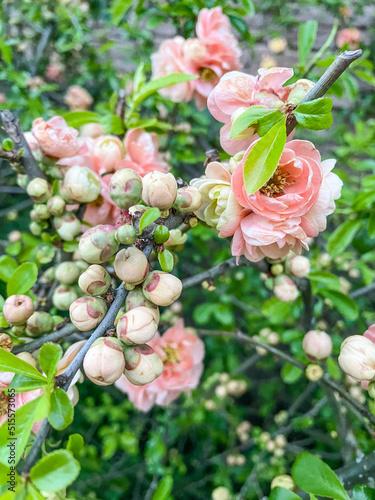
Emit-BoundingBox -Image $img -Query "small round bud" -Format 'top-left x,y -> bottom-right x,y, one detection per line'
55,262 -> 80,285
302,330 -> 332,361
124,344 -> 163,385
0,334 -> 13,352
142,171 -> 177,209
116,306 -> 158,345
54,213 -> 81,241
368,381 -> 375,400
338,335 -> 375,381
11,325 -> 26,336
33,203 -> 50,220
115,225 -> 137,245
275,434 -> 287,448
114,248 -> 149,285
40,268 -> 55,283
26,178 -> 52,203
268,332 -> 280,346
3,295 -> 34,325
69,297 -> 107,331
212,486 -> 232,500
52,315 -> 64,327
270,475 -> 295,491
215,385 -> 227,398
52,285 -> 78,311
93,136 -> 124,172
266,440 -> 276,452
47,195 -> 66,216
174,186 -> 202,213
83,337 -> 125,386
78,225 -> 119,264
226,380 -> 247,397
109,169 -> 142,209
188,216 -> 198,227
154,225 -> 170,244
78,264 -> 111,295
142,271 -> 182,306
125,288 -> 160,322
26,312 -> 54,337
74,259 -> 90,272
30,221 -> 43,236
273,275 -> 299,302
270,263 -> 283,276
61,165 -> 101,203
288,255 -> 310,278
8,231 -> 21,243
259,432 -> 271,444
306,363 -> 324,382
17,174 -> 29,190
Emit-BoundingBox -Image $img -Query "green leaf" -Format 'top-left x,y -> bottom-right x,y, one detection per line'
63,111 -> 100,128
294,98 -> 333,130
292,452 -> 350,500
139,208 -> 160,234
48,389 -> 74,430
9,374 -> 48,393
0,256 -> 18,282
38,343 -> 62,379
0,350 -> 47,382
353,485 -> 375,500
133,74 -> 197,106
269,487 -> 302,500
257,110 -> 285,137
281,363 -> 303,384
7,262 -> 38,296
229,106 -> 272,139
298,21 -> 318,65
321,290 -> 358,320
151,475 -> 173,500
66,433 -> 84,459
308,271 -> 341,290
158,250 -> 174,272
110,0 -> 133,25
30,450 -> 80,491
243,117 -> 286,196
326,357 -> 341,381
327,219 -> 362,257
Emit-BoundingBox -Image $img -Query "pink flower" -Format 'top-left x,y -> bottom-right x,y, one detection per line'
45,63 -> 64,82
31,116 -> 81,158
64,85 -> 93,111
84,171 -> 120,226
336,28 -> 361,50
364,325 -> 375,344
115,320 -> 205,412
117,128 -> 169,177
207,68 -> 314,154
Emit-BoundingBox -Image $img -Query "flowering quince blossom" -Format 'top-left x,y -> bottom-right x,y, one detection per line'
356,325 -> 375,390
207,67 -> 314,155
151,7 -> 242,109
115,320 -> 205,412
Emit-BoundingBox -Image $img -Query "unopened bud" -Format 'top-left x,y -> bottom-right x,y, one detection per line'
93,136 -> 124,172
165,229 -> 187,250
303,330 -> 332,361
16,352 -> 37,366
116,306 -> 158,345
273,275 -> 299,302
115,224 -> 137,245
69,297 -> 107,331
368,381 -> 375,400
0,334 -> 13,352
270,263 -> 283,276
61,166 -> 101,203
270,475 -> 295,491
124,344 -> 163,385
26,178 -> 52,203
83,337 -> 125,386
228,152 -> 244,173
78,225 -> 119,264
288,255 -> 310,278
54,212 -> 81,241
142,171 -> 177,210
26,311 -> 54,336
30,221 -> 43,236
47,195 -> 66,216
11,325 -> 26,336
33,203 -> 50,220
109,169 -> 142,209
55,262 -> 80,284
3,295 -> 34,325
338,335 -> 375,381
114,247 -> 149,285
275,434 -> 287,448
125,288 -> 160,322
306,363 -> 324,382
174,186 -> 202,213
268,332 -> 280,346
153,225 -> 170,244
212,486 -> 232,500
78,264 -> 111,296
8,231 -> 21,243
142,271 -> 182,306
52,285 -> 78,311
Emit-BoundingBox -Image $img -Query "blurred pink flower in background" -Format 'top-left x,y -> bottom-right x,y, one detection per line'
115,320 -> 205,412
336,28 -> 361,50
31,116 -> 82,158
64,85 -> 93,111
0,93 -> 6,104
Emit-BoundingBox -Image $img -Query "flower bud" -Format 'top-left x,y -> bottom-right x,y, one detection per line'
273,276 -> 299,302
270,263 -> 283,276
109,169 -> 142,209
115,224 -> 137,245
8,231 -> 21,243
142,171 -> 177,209
302,330 -> 332,361
124,344 -> 163,385
153,225 -> 170,244
288,255 -> 310,278
93,136 -> 124,172
174,186 -> 202,213
60,166 -> 101,203
33,204 -> 50,220
78,264 -> 111,295
26,178 -> 52,203
368,381 -> 375,400
55,262 -> 80,285
0,334 -> 13,352
26,312 -> 54,336
16,352 -> 37,366
270,475 -> 295,491
338,335 -> 375,381
54,213 -> 81,241
165,229 -> 187,251
78,225 -> 119,264
17,174 -> 29,190
74,259 -> 90,272
211,487 -> 232,500
114,248 -> 149,285
116,306 -> 158,345
52,285 -> 78,311
69,297 -> 107,331
11,325 -> 26,336
125,288 -> 160,322
142,271 -> 182,306
83,337 -> 125,386
3,295 -> 34,325
30,221 -> 43,236
47,196 -> 66,217
305,363 -> 324,382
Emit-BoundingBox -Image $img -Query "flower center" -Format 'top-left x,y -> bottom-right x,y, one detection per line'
260,166 -> 294,197
199,67 -> 218,84
163,344 -> 180,364
0,391 -> 9,417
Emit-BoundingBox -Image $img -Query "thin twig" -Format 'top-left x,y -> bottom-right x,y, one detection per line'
0,199 -> 33,217
12,323 -> 78,355
350,283 -> 375,299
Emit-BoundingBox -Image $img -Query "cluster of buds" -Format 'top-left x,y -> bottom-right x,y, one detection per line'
264,433 -> 287,458
236,420 -> 252,443
215,373 -> 247,399
254,328 -> 280,356
2,295 -> 55,338
226,454 -> 246,466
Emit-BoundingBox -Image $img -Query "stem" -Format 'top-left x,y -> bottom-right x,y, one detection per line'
19,419 -> 51,475
286,49 -> 362,135
12,323 -> 78,355
350,283 -> 375,299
